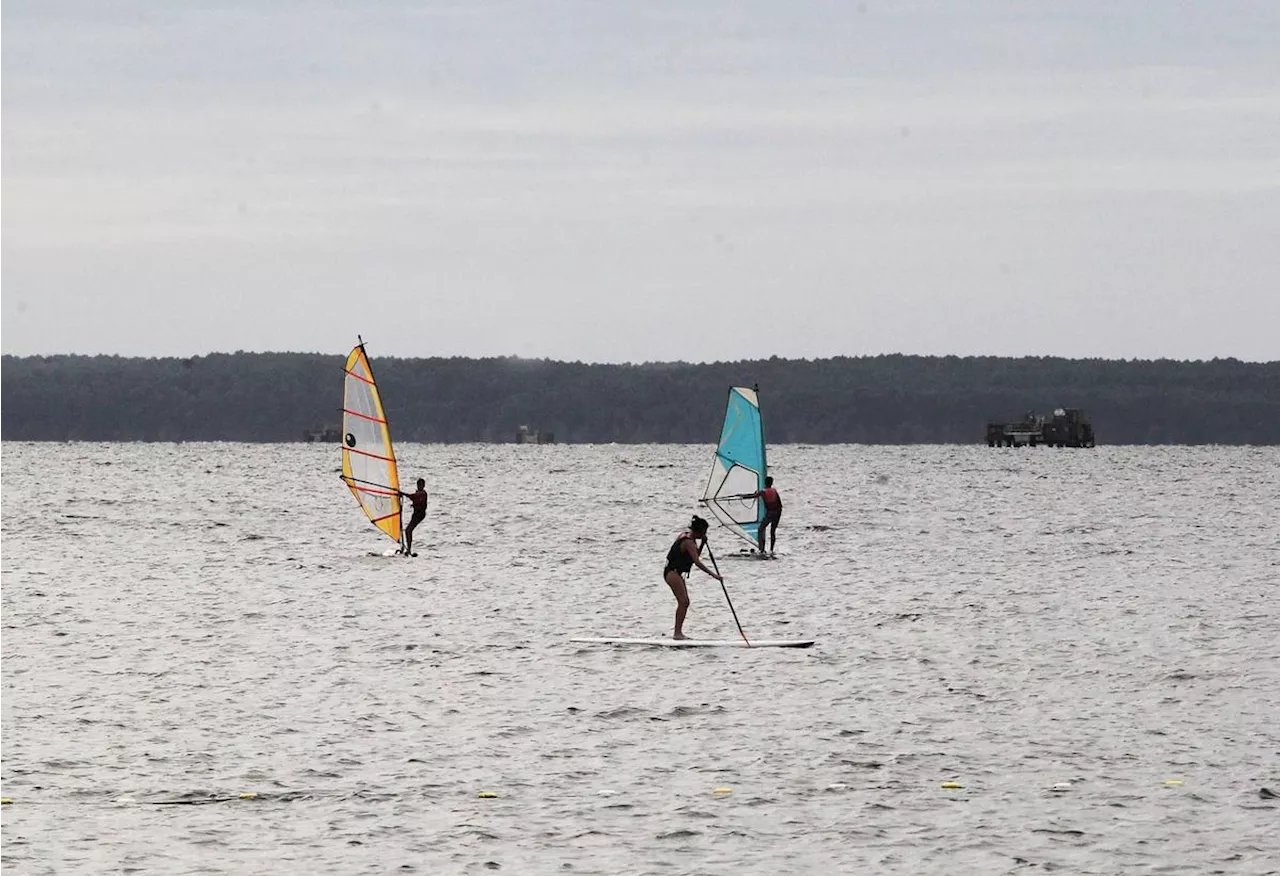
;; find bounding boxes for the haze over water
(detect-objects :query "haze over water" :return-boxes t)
[2,442,1277,874]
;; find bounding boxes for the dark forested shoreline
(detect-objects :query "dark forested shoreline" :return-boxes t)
[2,353,1277,444]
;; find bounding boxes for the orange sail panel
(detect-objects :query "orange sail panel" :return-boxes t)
[340,343,403,543]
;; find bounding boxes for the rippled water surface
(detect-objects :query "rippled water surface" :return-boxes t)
[2,443,1278,875]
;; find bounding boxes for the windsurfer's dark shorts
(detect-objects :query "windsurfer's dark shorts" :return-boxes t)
[407,510,427,526]
[763,509,781,525]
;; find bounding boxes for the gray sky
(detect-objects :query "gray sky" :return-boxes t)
[4,1,1279,362]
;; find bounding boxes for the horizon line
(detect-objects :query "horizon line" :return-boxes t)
[2,350,1276,366]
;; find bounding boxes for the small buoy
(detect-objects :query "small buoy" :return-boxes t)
[713,787,733,795]
[1051,782,1072,792]
[941,782,963,790]
[238,792,258,800]
[1,798,12,805]
[597,789,616,797]
[478,791,498,798]
[826,783,848,791]
[1163,779,1183,786]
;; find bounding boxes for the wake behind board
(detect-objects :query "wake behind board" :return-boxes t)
[571,637,813,649]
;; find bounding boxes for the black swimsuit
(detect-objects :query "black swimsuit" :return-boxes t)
[664,533,698,576]
[406,491,428,523]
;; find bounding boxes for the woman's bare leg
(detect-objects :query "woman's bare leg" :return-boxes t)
[665,570,690,639]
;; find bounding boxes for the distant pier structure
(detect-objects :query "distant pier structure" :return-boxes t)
[515,424,555,445]
[303,426,343,443]
[986,408,1095,447]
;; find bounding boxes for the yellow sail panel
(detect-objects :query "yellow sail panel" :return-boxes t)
[341,344,402,543]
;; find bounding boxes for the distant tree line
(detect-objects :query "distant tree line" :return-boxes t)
[2,353,1278,444]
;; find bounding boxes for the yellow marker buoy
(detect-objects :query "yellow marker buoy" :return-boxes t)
[1,798,12,805]
[238,792,258,800]
[478,791,498,798]
[941,782,963,790]
[713,787,733,795]
[1164,779,1184,786]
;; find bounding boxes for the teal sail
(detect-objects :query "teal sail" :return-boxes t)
[700,385,768,548]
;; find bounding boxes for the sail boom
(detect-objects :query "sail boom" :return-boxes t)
[350,483,398,498]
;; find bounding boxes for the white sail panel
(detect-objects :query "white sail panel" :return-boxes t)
[702,458,761,545]
[340,343,403,544]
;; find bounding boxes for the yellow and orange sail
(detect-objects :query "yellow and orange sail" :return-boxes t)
[340,341,403,544]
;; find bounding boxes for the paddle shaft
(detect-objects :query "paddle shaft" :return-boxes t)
[703,541,751,647]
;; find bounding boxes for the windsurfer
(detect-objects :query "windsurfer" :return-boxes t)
[399,478,429,555]
[750,476,782,556]
[663,516,722,640]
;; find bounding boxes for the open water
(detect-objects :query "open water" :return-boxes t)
[2,442,1278,875]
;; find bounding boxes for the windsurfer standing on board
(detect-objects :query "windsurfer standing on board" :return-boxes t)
[398,478,428,556]
[750,476,782,557]
[663,516,722,640]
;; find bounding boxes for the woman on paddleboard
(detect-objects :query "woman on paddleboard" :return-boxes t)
[664,516,722,640]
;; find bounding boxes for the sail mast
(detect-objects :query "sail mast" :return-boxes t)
[755,382,768,484]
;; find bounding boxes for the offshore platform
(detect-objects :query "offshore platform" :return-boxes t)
[986,408,1096,447]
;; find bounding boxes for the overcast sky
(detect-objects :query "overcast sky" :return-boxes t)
[3,1,1278,362]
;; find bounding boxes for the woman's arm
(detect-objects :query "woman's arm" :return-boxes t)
[684,540,720,579]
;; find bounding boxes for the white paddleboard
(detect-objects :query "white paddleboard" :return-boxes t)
[571,637,814,649]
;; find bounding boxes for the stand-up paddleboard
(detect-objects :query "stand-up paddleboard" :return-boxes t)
[571,637,814,649]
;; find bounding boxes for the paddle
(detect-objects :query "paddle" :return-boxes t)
[703,540,752,647]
